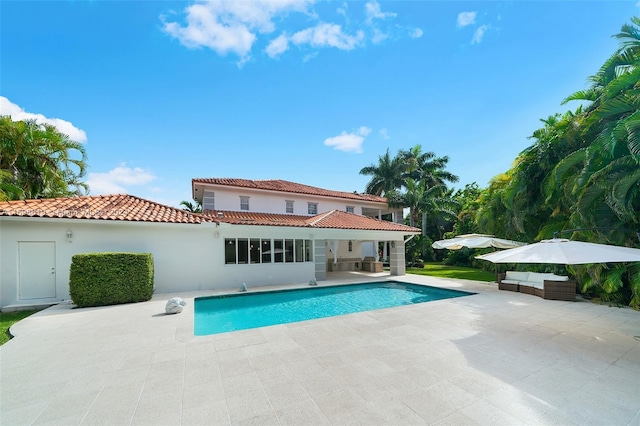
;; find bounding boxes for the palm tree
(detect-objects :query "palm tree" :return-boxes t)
[475,17,640,307]
[359,148,405,196]
[180,200,202,213]
[0,117,88,200]
[399,145,459,235]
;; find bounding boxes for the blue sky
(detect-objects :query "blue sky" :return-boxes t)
[2,0,638,207]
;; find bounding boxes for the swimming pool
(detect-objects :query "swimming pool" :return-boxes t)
[194,281,474,335]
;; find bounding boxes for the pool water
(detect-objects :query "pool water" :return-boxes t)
[194,281,474,335]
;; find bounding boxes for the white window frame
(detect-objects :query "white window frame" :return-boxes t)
[240,196,250,211]
[308,202,318,215]
[346,205,355,213]
[285,200,294,214]
[203,191,215,210]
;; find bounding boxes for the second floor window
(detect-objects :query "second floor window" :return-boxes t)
[203,191,215,210]
[346,206,355,213]
[308,202,318,215]
[240,196,249,211]
[286,200,294,214]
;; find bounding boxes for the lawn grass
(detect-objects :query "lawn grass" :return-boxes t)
[0,310,39,346]
[407,262,497,282]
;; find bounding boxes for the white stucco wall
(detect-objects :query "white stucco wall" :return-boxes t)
[0,219,221,308]
[198,185,400,218]
[0,219,319,308]
[0,217,416,309]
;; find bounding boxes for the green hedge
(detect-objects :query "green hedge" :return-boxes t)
[69,252,154,308]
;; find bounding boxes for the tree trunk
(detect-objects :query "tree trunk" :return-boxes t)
[422,211,427,236]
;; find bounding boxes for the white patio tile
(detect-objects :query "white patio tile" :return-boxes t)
[312,389,367,423]
[554,387,639,425]
[180,399,229,425]
[2,275,639,425]
[225,393,274,424]
[343,397,426,425]
[400,381,479,424]
[457,399,526,426]
[275,398,330,425]
[296,373,343,398]
[0,400,50,426]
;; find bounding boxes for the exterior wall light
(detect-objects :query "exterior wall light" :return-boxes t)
[66,230,73,242]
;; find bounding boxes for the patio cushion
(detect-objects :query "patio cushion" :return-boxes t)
[500,270,573,301]
[504,271,530,282]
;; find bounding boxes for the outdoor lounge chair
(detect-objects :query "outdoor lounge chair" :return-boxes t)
[498,271,576,301]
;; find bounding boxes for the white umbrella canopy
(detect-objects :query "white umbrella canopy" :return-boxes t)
[475,238,640,265]
[432,234,526,250]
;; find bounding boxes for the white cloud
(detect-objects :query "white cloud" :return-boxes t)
[365,0,396,23]
[87,164,156,195]
[472,24,489,44]
[371,28,388,44]
[379,128,389,139]
[265,33,289,58]
[457,11,477,28]
[323,126,371,153]
[161,0,313,61]
[162,0,419,62]
[303,52,319,62]
[410,28,423,39]
[337,2,348,17]
[0,96,88,143]
[291,23,364,50]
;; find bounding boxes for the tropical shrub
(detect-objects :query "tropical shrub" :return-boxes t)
[474,16,640,308]
[69,253,154,307]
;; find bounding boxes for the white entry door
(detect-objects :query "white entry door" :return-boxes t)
[18,242,56,300]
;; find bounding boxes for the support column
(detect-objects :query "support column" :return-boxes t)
[389,240,406,276]
[314,240,327,281]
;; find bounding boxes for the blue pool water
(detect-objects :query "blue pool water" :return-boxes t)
[194,281,474,335]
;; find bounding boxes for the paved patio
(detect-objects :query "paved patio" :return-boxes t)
[1,274,639,425]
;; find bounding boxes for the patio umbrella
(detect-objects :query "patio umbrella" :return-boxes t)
[432,234,526,250]
[475,238,640,264]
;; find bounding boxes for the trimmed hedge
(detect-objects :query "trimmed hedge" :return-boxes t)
[69,252,154,308]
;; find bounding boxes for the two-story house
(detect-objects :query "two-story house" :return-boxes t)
[191,178,406,270]
[0,178,420,310]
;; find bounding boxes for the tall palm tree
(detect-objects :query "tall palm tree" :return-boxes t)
[399,145,459,235]
[359,148,405,196]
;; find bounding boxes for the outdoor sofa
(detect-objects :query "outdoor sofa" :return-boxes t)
[498,271,576,301]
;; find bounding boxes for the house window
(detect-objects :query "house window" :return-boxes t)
[346,206,354,213]
[261,239,272,263]
[203,191,215,210]
[224,239,236,264]
[308,202,318,215]
[274,239,284,263]
[285,239,294,262]
[237,238,249,264]
[305,240,312,261]
[250,239,260,264]
[286,200,294,214]
[295,240,304,262]
[240,196,249,211]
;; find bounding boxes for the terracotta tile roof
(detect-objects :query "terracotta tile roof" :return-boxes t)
[0,195,206,224]
[206,209,421,232]
[193,178,387,203]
